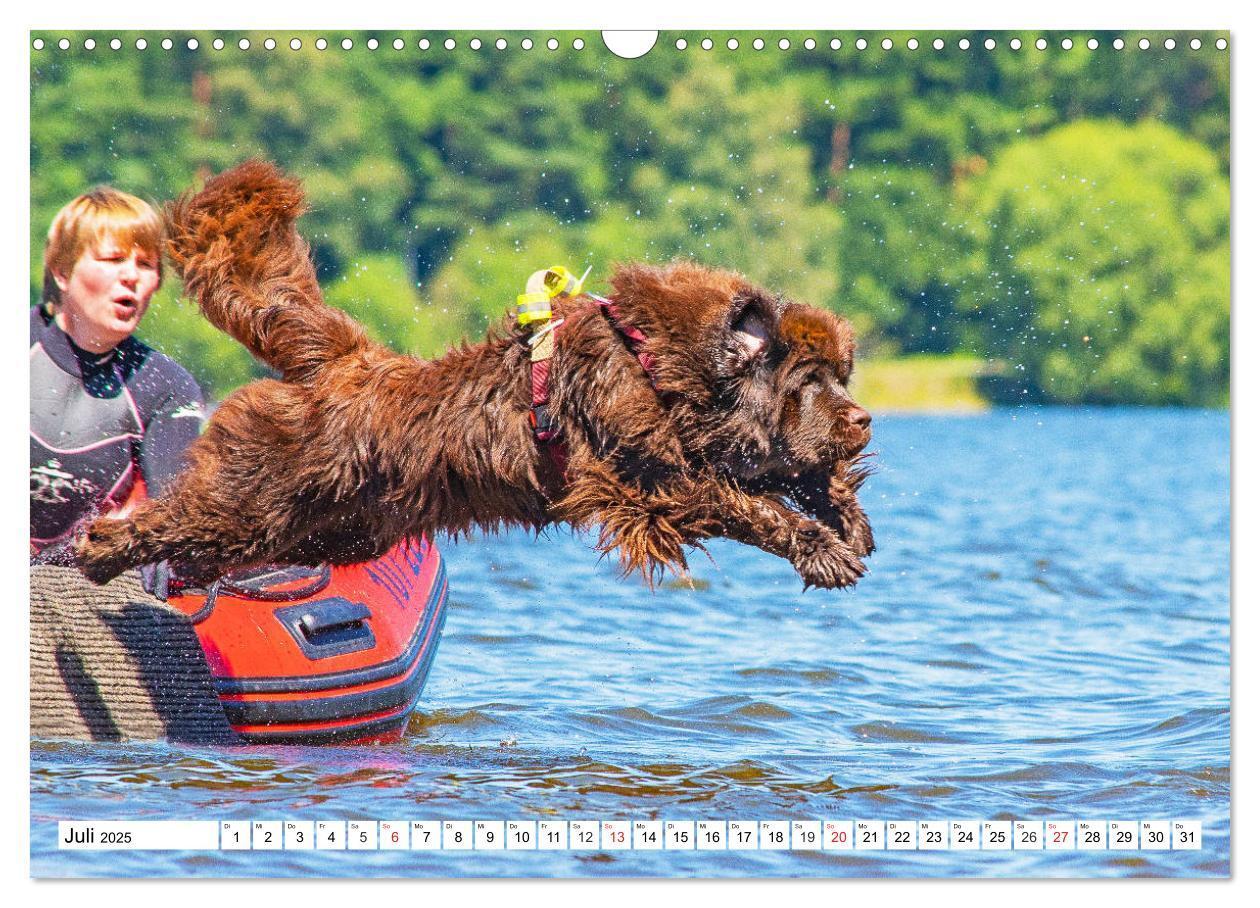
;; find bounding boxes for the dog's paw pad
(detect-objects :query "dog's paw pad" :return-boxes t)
[792,529,866,590]
[73,520,139,585]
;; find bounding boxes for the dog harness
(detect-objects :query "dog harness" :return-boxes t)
[517,266,656,482]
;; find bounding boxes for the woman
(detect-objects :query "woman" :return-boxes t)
[30,187,204,556]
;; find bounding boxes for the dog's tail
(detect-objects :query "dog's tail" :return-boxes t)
[165,159,372,383]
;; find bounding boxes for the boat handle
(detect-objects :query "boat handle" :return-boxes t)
[275,597,377,659]
[298,600,372,638]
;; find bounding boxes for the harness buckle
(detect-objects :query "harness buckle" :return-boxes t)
[530,403,557,440]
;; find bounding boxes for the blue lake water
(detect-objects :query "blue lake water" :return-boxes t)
[30,408,1230,878]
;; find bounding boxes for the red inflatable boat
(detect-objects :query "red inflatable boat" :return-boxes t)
[167,535,447,744]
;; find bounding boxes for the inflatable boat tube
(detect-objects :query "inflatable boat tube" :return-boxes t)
[167,535,447,744]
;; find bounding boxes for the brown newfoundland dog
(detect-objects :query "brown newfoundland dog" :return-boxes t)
[75,161,874,590]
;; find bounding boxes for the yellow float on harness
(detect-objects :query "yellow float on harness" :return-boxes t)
[516,265,590,362]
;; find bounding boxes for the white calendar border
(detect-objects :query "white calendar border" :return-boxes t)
[12,0,1249,903]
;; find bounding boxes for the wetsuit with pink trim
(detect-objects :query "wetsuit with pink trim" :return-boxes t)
[29,305,205,550]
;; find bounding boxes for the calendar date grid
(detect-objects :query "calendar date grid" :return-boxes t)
[58,819,1203,852]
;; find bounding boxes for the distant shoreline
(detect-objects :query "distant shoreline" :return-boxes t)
[193,353,1227,413]
[854,355,1230,412]
[853,354,993,412]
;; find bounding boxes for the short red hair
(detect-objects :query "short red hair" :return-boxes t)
[43,186,163,306]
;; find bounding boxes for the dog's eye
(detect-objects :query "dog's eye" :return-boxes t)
[805,370,844,397]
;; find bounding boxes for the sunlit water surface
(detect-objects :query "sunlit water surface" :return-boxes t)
[31,409,1230,877]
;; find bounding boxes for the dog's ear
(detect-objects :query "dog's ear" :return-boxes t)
[726,290,778,367]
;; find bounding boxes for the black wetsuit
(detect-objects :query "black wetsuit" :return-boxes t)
[29,306,206,550]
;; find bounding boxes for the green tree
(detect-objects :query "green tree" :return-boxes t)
[30,30,1230,405]
[958,119,1228,405]
[835,165,971,354]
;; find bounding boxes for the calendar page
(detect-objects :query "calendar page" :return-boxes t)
[27,23,1230,880]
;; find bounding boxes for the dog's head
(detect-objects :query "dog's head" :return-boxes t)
[607,261,871,479]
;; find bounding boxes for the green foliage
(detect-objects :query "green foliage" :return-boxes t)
[323,253,426,353]
[30,30,1229,406]
[135,285,262,397]
[958,120,1228,405]
[836,165,970,354]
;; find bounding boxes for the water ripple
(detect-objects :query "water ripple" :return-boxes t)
[32,410,1230,878]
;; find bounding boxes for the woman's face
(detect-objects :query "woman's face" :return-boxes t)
[53,235,161,353]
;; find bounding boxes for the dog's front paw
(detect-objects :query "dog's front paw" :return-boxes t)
[840,503,875,558]
[791,522,867,591]
[827,468,875,558]
[74,518,140,585]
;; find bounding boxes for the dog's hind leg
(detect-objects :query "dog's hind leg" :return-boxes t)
[76,416,339,585]
[75,482,321,585]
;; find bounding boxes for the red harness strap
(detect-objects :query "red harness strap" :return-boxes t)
[529,294,655,483]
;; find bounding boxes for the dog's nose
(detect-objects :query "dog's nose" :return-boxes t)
[847,405,871,429]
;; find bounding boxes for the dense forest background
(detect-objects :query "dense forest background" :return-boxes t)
[30,30,1230,406]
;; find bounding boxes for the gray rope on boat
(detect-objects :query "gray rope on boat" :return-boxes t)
[30,565,237,743]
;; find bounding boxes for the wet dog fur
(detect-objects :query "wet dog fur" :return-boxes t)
[75,161,874,589]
